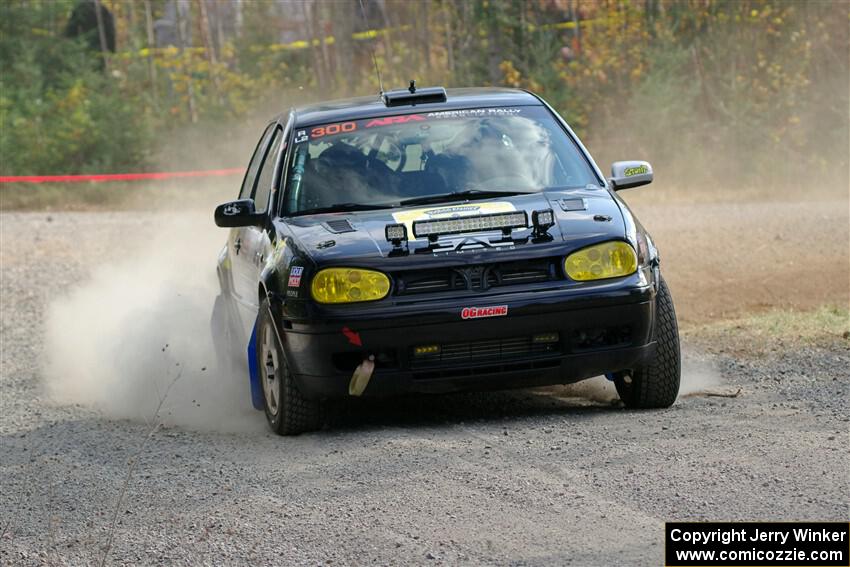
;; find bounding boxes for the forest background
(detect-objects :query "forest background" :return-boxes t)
[1,0,847,207]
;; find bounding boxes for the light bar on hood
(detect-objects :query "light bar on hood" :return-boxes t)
[412,211,527,239]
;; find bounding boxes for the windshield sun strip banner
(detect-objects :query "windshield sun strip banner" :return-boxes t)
[293,106,537,144]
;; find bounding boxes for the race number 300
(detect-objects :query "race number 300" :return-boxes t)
[310,122,356,138]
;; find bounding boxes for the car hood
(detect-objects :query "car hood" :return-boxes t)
[282,188,625,264]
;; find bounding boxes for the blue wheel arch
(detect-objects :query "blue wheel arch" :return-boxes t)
[247,317,264,410]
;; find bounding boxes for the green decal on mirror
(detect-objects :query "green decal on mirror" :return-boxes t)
[624,165,649,176]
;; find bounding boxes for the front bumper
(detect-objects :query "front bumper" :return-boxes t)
[278,275,657,399]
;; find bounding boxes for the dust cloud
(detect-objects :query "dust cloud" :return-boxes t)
[43,213,262,433]
[39,107,279,432]
[556,347,723,404]
[678,350,723,396]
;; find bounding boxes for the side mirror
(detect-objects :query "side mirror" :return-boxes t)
[214,199,264,228]
[609,160,653,191]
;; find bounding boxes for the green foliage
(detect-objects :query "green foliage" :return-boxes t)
[0,0,847,192]
[0,0,151,175]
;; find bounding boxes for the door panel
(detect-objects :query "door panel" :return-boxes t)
[229,124,276,313]
[231,126,283,328]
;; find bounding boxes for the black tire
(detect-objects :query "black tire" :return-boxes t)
[615,276,681,408]
[257,299,323,435]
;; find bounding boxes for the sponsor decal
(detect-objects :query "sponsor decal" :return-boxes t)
[365,114,425,128]
[294,130,308,144]
[288,266,304,287]
[421,205,482,217]
[392,201,516,237]
[426,107,523,119]
[222,203,241,216]
[623,164,649,176]
[461,305,508,320]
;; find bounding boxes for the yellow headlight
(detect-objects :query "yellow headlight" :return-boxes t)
[310,268,391,304]
[564,241,637,281]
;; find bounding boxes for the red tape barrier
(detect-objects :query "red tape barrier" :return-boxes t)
[0,168,244,184]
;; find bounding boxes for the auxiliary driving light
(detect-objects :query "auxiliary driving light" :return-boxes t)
[413,344,441,357]
[385,223,408,245]
[531,209,555,238]
[532,332,560,344]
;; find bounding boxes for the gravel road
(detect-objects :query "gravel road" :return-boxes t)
[1,204,848,566]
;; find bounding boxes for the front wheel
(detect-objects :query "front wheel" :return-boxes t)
[257,299,323,435]
[615,276,681,408]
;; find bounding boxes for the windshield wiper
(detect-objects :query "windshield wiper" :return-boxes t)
[291,202,395,216]
[398,189,535,207]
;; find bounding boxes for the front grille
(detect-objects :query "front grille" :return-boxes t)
[399,269,465,294]
[394,258,559,296]
[410,334,561,369]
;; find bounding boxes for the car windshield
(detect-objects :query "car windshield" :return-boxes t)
[283,106,598,215]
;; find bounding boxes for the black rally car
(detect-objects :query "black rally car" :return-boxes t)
[212,86,680,435]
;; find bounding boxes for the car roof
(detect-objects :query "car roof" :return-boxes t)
[287,87,543,128]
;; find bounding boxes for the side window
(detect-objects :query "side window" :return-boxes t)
[239,124,275,200]
[253,128,282,214]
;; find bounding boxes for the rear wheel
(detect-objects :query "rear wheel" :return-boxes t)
[615,276,681,408]
[257,299,323,435]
